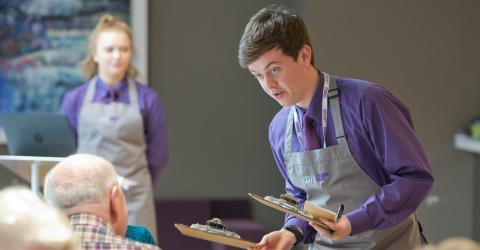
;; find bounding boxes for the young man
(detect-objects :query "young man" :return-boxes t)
[238,5,434,250]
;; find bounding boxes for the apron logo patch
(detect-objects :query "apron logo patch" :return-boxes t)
[109,116,119,122]
[304,172,329,184]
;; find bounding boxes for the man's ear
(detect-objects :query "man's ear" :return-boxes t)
[299,45,312,65]
[109,185,127,236]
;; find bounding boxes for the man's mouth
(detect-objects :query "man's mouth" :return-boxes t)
[272,90,284,97]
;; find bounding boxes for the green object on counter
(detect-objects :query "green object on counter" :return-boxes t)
[470,123,480,140]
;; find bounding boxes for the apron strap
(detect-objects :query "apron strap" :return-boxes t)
[127,78,139,106]
[327,76,346,143]
[284,107,295,156]
[285,74,345,155]
[83,78,97,104]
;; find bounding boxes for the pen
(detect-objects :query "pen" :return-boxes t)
[335,204,344,222]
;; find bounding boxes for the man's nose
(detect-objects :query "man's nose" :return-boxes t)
[264,75,276,89]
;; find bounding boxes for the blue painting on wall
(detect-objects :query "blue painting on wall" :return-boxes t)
[0,0,130,114]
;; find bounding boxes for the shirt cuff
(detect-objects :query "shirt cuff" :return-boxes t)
[284,217,317,244]
[346,207,372,235]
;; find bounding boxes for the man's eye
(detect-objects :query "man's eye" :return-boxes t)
[271,67,280,74]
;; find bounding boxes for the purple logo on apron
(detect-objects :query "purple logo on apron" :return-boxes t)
[109,116,119,122]
[304,172,329,184]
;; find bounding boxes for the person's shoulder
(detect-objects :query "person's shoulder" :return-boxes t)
[126,225,156,245]
[80,233,161,250]
[335,75,410,118]
[334,75,400,105]
[269,107,290,142]
[124,237,161,250]
[335,76,387,97]
[61,81,89,108]
[81,239,161,250]
[133,80,156,93]
[64,81,89,99]
[134,81,161,99]
[270,107,289,127]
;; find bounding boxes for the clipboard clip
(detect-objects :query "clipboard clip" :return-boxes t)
[190,218,241,239]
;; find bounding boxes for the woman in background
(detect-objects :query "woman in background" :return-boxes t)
[60,14,167,240]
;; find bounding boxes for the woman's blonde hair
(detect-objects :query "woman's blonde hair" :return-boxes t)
[82,13,138,80]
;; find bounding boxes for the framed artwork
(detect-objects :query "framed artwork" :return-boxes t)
[0,0,148,143]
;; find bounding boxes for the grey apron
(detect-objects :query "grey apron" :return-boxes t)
[77,78,157,239]
[284,74,421,250]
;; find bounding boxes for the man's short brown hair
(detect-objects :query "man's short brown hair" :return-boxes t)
[238,5,314,68]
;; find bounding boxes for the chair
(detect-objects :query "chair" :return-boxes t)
[156,200,212,250]
[210,199,267,250]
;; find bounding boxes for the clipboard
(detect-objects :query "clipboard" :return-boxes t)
[174,223,255,249]
[249,193,340,230]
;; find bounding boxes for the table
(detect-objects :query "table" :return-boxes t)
[0,155,64,194]
[453,133,480,241]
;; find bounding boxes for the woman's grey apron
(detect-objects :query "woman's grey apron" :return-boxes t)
[285,73,421,250]
[77,78,157,239]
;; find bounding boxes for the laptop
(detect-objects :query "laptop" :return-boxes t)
[0,113,76,157]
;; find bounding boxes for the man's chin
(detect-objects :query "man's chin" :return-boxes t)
[276,100,295,107]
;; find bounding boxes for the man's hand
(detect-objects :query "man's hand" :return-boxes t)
[247,229,296,250]
[309,215,352,241]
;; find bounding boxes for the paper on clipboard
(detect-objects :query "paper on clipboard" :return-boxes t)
[174,223,255,249]
[248,193,338,230]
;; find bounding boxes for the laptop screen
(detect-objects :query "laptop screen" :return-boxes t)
[0,113,76,157]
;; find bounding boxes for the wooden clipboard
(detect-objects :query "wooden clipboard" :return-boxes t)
[248,193,335,230]
[174,224,255,249]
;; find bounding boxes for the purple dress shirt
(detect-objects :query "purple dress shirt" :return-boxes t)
[268,74,434,243]
[60,77,168,183]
